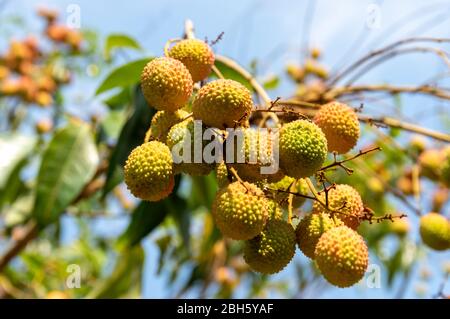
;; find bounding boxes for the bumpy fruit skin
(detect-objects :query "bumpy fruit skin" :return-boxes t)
[279,120,327,178]
[314,101,360,154]
[230,128,281,182]
[124,141,174,201]
[141,57,193,111]
[267,200,283,220]
[313,184,364,229]
[243,219,296,274]
[192,79,253,129]
[215,162,231,188]
[296,213,342,259]
[166,119,214,176]
[315,226,369,287]
[268,176,309,209]
[168,39,215,82]
[212,181,268,240]
[419,213,450,251]
[145,109,189,143]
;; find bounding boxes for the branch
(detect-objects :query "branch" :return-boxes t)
[328,37,450,85]
[319,146,381,173]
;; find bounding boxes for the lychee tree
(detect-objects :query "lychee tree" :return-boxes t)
[0,9,448,299]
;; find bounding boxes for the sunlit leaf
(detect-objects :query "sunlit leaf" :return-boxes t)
[95,58,151,95]
[104,34,141,61]
[33,121,99,227]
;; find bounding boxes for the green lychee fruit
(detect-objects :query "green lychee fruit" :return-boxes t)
[420,212,450,251]
[315,226,369,287]
[279,119,327,178]
[312,184,364,229]
[212,181,268,240]
[295,213,343,259]
[230,128,282,182]
[243,219,296,274]
[215,162,231,188]
[192,79,253,129]
[145,109,189,143]
[267,176,309,209]
[166,119,214,176]
[141,57,193,111]
[267,200,283,220]
[314,101,360,154]
[168,39,215,82]
[418,149,443,181]
[124,141,174,201]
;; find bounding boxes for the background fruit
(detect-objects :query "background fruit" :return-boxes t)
[314,101,360,154]
[192,79,253,129]
[168,38,215,82]
[145,109,189,143]
[296,213,342,259]
[141,57,193,111]
[279,119,328,178]
[315,226,369,287]
[212,181,268,240]
[419,213,450,251]
[243,219,296,274]
[267,176,309,209]
[124,141,174,201]
[313,184,364,229]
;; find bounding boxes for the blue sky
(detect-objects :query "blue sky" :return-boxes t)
[2,0,449,298]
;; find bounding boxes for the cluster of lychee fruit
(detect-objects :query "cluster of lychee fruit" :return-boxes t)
[0,7,77,107]
[123,35,449,288]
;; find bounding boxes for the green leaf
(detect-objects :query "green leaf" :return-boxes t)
[87,245,144,299]
[100,109,127,140]
[102,86,155,198]
[104,34,141,61]
[263,75,280,90]
[95,58,151,95]
[118,177,184,247]
[0,134,36,188]
[103,87,132,110]
[214,59,253,91]
[33,121,99,227]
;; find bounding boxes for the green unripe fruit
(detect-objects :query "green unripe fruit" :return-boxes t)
[212,181,268,240]
[141,57,193,111]
[166,119,214,176]
[295,213,343,259]
[267,176,309,209]
[315,226,369,288]
[145,109,189,143]
[215,162,231,188]
[243,219,296,274]
[230,128,281,182]
[440,147,450,187]
[267,200,283,220]
[418,149,442,181]
[192,79,253,129]
[312,184,364,229]
[314,101,360,154]
[168,39,215,82]
[420,213,450,251]
[124,141,174,201]
[279,119,327,178]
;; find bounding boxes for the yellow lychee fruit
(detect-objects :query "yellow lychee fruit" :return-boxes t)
[388,218,410,237]
[124,141,174,201]
[312,184,364,229]
[212,181,268,240]
[314,101,360,154]
[315,226,369,287]
[418,149,443,181]
[279,119,328,178]
[267,200,283,220]
[144,109,189,143]
[192,79,253,129]
[267,176,309,209]
[166,119,214,176]
[168,39,215,82]
[243,219,296,274]
[296,213,343,259]
[141,57,193,111]
[419,213,450,251]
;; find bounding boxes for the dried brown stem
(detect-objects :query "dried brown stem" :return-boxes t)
[319,146,381,173]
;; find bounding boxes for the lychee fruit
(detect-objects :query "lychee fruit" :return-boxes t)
[420,213,450,251]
